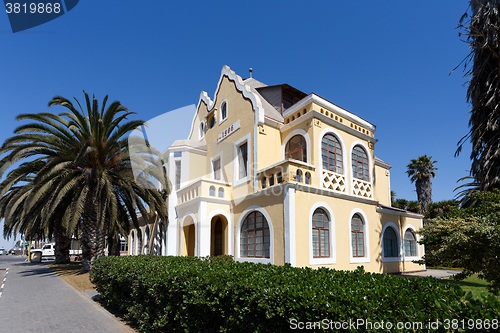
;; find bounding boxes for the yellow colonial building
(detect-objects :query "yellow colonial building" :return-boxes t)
[128,65,425,273]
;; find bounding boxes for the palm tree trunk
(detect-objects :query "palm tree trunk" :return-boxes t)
[81,175,98,271]
[54,220,71,264]
[96,218,109,258]
[108,233,121,256]
[416,178,432,215]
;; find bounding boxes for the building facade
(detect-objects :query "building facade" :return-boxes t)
[128,65,425,273]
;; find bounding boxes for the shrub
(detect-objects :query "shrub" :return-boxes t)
[90,256,500,332]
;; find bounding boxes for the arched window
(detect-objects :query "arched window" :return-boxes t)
[218,187,224,198]
[351,214,364,257]
[262,177,267,189]
[220,101,227,122]
[269,174,275,186]
[383,227,398,257]
[277,172,283,184]
[199,122,205,139]
[305,172,311,185]
[404,230,417,257]
[312,208,330,258]
[352,145,369,181]
[285,135,307,162]
[322,134,343,174]
[296,169,302,183]
[240,211,270,258]
[209,186,215,196]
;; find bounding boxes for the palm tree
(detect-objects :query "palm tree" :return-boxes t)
[456,0,500,191]
[0,92,168,270]
[406,155,437,215]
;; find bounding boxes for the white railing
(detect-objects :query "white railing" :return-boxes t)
[352,178,373,198]
[322,170,346,193]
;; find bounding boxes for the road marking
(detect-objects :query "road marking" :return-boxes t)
[0,268,8,299]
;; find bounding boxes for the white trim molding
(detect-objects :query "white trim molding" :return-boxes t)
[349,141,373,198]
[235,205,274,264]
[348,208,371,264]
[308,202,336,265]
[206,209,233,256]
[284,186,296,267]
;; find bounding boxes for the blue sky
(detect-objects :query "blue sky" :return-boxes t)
[0,1,474,248]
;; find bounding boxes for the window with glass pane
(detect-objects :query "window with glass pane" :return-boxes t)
[240,211,270,258]
[221,102,227,120]
[352,146,369,181]
[305,172,310,185]
[218,188,224,198]
[383,227,398,257]
[175,161,181,190]
[296,170,302,182]
[404,230,417,256]
[312,208,330,258]
[213,158,221,180]
[285,135,307,162]
[269,174,274,186]
[238,142,248,179]
[351,214,364,257]
[277,172,282,183]
[262,177,267,189]
[209,186,215,196]
[322,134,343,174]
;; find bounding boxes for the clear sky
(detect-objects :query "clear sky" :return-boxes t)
[0,1,474,249]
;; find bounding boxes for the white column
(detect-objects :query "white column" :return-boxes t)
[284,186,296,267]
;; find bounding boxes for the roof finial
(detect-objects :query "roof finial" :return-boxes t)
[249,68,253,78]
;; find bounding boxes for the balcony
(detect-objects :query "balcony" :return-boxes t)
[257,159,316,190]
[177,178,231,204]
[321,169,346,193]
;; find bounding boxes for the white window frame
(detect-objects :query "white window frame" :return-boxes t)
[210,152,223,181]
[403,225,420,261]
[308,202,336,265]
[235,206,273,264]
[233,134,251,186]
[219,99,228,125]
[348,208,370,263]
[281,129,311,164]
[381,222,403,262]
[198,121,205,141]
[349,141,373,183]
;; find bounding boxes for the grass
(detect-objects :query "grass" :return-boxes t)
[48,262,95,291]
[439,274,497,299]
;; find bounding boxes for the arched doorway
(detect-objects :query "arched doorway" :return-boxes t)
[181,216,196,256]
[211,216,228,256]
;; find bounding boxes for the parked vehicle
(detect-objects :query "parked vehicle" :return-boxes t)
[35,243,82,257]
[0,248,6,255]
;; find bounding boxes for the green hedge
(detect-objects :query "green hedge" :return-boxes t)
[90,256,500,332]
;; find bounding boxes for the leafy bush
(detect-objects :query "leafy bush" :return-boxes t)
[90,256,500,332]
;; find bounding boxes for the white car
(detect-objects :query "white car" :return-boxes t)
[0,248,6,255]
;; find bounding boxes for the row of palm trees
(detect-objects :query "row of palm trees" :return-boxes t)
[0,92,168,270]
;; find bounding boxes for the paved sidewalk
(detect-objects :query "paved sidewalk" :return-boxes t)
[0,256,135,333]
[400,268,462,279]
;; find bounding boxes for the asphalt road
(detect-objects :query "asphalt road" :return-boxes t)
[0,255,134,333]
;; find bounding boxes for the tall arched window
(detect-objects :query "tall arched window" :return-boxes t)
[240,211,270,258]
[404,230,417,257]
[322,134,343,174]
[312,208,330,258]
[352,145,369,181]
[285,135,307,162]
[296,169,302,183]
[220,101,227,122]
[383,227,398,257]
[351,214,364,257]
